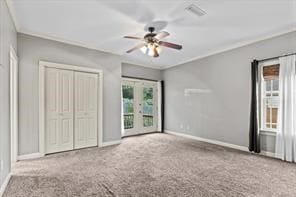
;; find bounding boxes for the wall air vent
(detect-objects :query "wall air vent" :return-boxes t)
[185,4,206,17]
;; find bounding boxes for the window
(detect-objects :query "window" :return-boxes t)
[261,62,280,131]
[143,87,153,127]
[122,85,134,129]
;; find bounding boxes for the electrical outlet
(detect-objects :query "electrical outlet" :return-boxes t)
[180,124,184,129]
[0,160,3,171]
[186,125,190,130]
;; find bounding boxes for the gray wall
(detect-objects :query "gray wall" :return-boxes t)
[163,31,296,152]
[122,63,162,81]
[17,33,122,155]
[0,0,17,187]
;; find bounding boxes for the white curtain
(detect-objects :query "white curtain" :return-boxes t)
[157,81,162,132]
[121,83,125,136]
[275,55,296,162]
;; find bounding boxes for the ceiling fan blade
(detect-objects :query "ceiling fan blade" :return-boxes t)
[124,36,144,40]
[154,31,170,40]
[126,43,146,53]
[159,41,182,50]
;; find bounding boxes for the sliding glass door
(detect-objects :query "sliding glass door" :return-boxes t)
[122,79,158,136]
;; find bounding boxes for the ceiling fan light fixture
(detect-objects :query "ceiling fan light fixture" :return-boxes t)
[124,27,182,57]
[140,43,161,57]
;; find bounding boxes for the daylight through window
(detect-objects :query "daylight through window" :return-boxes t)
[261,64,280,131]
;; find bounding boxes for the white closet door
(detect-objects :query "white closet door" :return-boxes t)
[45,68,74,154]
[74,72,98,149]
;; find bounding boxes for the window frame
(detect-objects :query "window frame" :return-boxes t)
[259,59,280,133]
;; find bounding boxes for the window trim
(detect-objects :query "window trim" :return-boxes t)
[259,59,280,133]
[260,129,277,136]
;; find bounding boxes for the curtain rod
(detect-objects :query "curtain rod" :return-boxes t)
[258,52,296,62]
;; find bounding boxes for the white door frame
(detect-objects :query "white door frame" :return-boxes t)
[122,77,159,137]
[39,61,103,156]
[122,80,138,135]
[10,46,18,163]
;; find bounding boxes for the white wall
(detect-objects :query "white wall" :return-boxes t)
[17,33,122,155]
[122,63,163,81]
[0,0,17,188]
[163,31,296,152]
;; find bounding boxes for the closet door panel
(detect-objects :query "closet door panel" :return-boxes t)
[58,70,74,151]
[85,75,98,145]
[74,73,86,149]
[45,68,60,153]
[74,72,98,149]
[47,119,59,151]
[45,68,74,154]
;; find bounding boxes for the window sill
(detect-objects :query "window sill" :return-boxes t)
[260,130,277,136]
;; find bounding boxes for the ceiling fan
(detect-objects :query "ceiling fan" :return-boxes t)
[124,27,182,57]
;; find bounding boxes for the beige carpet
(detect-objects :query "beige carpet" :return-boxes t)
[4,133,296,197]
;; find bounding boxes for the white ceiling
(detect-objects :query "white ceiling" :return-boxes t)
[8,0,296,69]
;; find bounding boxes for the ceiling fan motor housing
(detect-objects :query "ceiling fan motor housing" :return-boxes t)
[148,27,155,33]
[144,27,158,43]
[144,33,157,42]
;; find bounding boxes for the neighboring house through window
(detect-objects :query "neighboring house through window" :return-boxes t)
[261,61,280,132]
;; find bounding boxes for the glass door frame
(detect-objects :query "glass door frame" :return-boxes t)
[140,81,158,134]
[122,80,138,136]
[122,78,158,137]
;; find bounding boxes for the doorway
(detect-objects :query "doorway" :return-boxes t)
[122,78,159,137]
[10,47,18,163]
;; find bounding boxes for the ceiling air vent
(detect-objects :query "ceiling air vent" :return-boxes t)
[185,4,206,17]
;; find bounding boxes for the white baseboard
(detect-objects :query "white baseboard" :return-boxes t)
[17,152,44,161]
[0,173,11,197]
[101,140,121,147]
[165,130,249,152]
[17,142,122,160]
[165,130,277,158]
[260,151,276,158]
[165,130,251,151]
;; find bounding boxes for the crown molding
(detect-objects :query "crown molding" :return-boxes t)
[18,29,163,70]
[5,0,20,31]
[19,28,122,57]
[162,26,296,70]
[18,28,165,70]
[5,0,296,70]
[121,59,163,69]
[6,0,122,57]
[18,26,296,71]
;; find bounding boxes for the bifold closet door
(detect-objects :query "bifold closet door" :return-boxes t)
[74,72,98,149]
[45,68,74,154]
